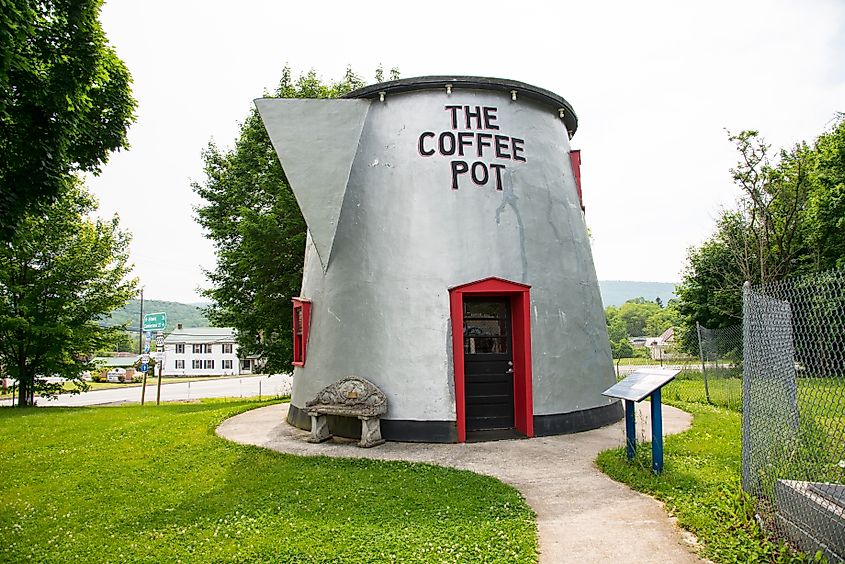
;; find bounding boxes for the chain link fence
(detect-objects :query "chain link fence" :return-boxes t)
[742,268,845,561]
[660,324,744,410]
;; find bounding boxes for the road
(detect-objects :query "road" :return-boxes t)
[0,374,292,407]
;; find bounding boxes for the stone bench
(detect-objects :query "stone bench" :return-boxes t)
[305,376,387,448]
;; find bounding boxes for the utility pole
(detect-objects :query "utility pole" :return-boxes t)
[139,288,146,405]
[137,288,144,354]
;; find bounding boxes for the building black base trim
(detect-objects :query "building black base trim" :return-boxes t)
[533,401,623,436]
[287,404,458,443]
[287,401,622,443]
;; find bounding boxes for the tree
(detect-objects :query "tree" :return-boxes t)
[0,0,136,241]
[194,67,385,372]
[806,115,845,271]
[722,130,814,285]
[0,181,137,405]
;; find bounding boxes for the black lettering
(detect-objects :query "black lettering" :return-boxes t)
[457,132,473,157]
[512,137,526,162]
[451,160,469,190]
[489,164,506,190]
[494,135,511,159]
[439,132,456,156]
[445,105,462,129]
[477,133,492,157]
[464,105,482,129]
[471,161,488,186]
[418,131,435,156]
[483,107,499,130]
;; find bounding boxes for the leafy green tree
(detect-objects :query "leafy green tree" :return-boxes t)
[0,182,137,405]
[806,115,845,271]
[610,339,634,360]
[0,0,136,242]
[644,306,680,337]
[194,67,382,372]
[615,298,662,337]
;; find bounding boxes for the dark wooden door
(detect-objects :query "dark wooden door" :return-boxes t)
[463,298,514,432]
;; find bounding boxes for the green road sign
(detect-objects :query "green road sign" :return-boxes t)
[143,312,167,331]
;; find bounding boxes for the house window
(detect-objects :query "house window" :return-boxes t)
[204,360,214,369]
[192,344,202,354]
[222,343,233,354]
[176,344,185,354]
[175,360,185,369]
[292,298,312,366]
[242,359,252,370]
[222,360,232,370]
[192,360,202,369]
[203,344,212,354]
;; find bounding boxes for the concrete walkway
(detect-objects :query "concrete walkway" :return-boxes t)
[217,403,702,563]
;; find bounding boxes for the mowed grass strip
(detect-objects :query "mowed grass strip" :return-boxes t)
[0,400,536,563]
[596,402,806,562]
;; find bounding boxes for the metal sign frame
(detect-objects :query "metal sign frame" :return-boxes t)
[603,368,680,474]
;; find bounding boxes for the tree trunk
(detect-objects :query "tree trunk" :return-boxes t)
[16,366,32,407]
[16,378,30,407]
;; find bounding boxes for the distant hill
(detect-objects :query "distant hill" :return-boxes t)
[598,281,678,308]
[106,299,212,332]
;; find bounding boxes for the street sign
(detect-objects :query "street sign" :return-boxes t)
[143,312,167,331]
[141,354,150,364]
[155,333,164,348]
[143,332,151,354]
[140,363,148,373]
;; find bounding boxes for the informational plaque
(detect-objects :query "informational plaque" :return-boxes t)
[602,368,681,474]
[602,368,680,402]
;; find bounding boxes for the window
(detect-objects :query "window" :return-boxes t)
[175,360,185,369]
[176,344,185,354]
[203,344,212,354]
[192,360,202,369]
[242,359,252,370]
[222,360,232,370]
[203,360,214,369]
[222,343,233,354]
[292,298,312,366]
[192,344,202,354]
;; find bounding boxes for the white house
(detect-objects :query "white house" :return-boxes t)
[161,326,259,377]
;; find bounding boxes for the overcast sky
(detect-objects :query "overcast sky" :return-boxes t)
[87,0,845,303]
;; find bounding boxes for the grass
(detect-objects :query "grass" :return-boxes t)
[596,402,810,562]
[0,375,248,400]
[0,399,536,563]
[616,356,700,366]
[661,368,744,411]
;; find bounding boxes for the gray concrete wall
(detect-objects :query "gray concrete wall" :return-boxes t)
[259,87,615,424]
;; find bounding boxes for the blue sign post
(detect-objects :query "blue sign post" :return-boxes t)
[141,331,151,372]
[603,368,678,474]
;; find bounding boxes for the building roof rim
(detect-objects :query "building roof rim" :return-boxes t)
[343,75,578,136]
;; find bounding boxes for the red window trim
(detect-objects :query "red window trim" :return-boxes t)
[449,277,534,443]
[569,149,584,212]
[292,298,312,366]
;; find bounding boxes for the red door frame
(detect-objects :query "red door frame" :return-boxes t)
[449,277,534,442]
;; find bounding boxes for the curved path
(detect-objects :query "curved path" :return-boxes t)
[218,403,701,563]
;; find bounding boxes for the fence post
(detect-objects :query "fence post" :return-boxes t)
[696,321,710,403]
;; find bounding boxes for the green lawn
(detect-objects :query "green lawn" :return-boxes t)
[0,400,537,563]
[0,375,250,400]
[596,403,811,562]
